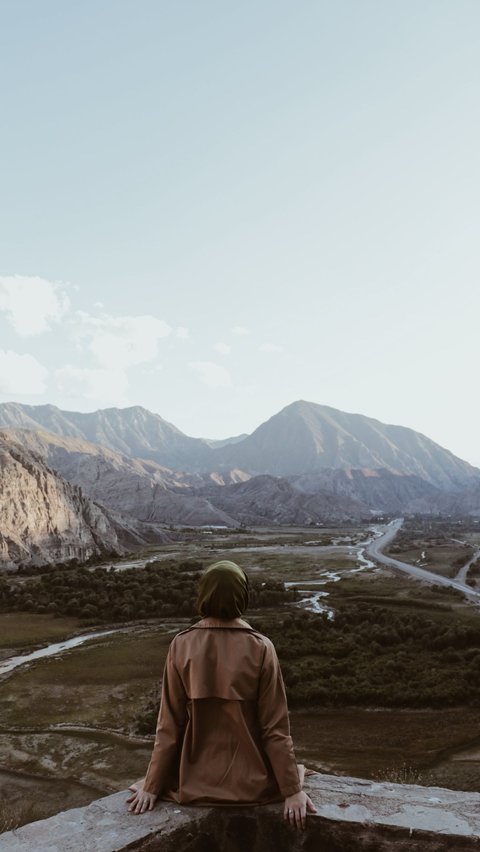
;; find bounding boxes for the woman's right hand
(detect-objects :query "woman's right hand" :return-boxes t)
[126,781,158,814]
[284,790,317,830]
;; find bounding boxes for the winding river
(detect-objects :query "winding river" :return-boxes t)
[0,528,382,675]
[3,519,478,678]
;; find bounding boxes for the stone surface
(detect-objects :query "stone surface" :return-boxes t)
[0,432,170,568]
[3,427,239,528]
[3,773,480,851]
[0,433,123,567]
[0,791,209,852]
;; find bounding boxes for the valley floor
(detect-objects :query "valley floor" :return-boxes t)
[2,520,480,831]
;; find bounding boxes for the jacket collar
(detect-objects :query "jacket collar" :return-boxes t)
[193,616,253,630]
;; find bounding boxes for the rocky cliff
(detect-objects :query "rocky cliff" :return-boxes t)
[3,774,480,851]
[0,433,169,568]
[0,429,238,529]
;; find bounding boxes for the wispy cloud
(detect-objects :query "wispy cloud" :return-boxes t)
[55,365,129,406]
[176,326,190,339]
[231,326,249,336]
[0,349,48,394]
[144,364,163,374]
[189,361,232,388]
[259,342,283,353]
[75,312,171,369]
[212,342,231,355]
[0,275,70,336]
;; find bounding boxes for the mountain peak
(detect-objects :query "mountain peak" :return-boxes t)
[213,401,478,489]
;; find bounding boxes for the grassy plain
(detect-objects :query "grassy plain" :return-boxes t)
[385,518,478,578]
[325,568,467,612]
[0,613,82,649]
[290,707,480,784]
[0,626,173,831]
[0,628,173,728]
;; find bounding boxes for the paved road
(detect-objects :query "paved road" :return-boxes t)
[366,519,480,602]
[454,547,480,584]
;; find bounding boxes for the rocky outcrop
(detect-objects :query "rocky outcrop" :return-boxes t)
[3,774,480,851]
[1,429,238,529]
[0,434,122,567]
[0,434,169,568]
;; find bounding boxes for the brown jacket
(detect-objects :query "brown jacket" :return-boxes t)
[142,617,302,804]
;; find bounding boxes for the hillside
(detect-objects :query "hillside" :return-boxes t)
[0,429,239,529]
[0,402,213,470]
[197,474,367,524]
[0,432,173,567]
[0,432,122,567]
[290,468,444,513]
[212,401,478,489]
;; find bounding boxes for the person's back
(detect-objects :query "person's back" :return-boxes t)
[143,615,301,804]
[127,561,316,830]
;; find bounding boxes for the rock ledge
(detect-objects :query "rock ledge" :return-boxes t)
[3,773,480,851]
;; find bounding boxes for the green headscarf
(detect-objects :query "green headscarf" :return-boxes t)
[197,561,249,620]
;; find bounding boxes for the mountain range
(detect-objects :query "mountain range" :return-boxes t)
[0,400,478,566]
[0,400,476,487]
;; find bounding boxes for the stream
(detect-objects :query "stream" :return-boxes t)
[0,530,383,676]
[0,628,131,677]
[283,536,378,617]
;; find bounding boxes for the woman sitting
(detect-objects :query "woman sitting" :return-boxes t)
[127,560,316,830]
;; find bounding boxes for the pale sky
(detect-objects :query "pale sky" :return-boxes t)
[1,1,479,465]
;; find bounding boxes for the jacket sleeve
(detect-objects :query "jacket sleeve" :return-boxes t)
[142,638,187,796]
[257,638,302,797]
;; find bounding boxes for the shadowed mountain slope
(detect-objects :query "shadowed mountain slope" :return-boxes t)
[0,433,132,566]
[197,474,367,524]
[406,479,480,517]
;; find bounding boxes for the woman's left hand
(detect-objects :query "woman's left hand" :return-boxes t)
[126,781,157,814]
[284,790,317,830]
